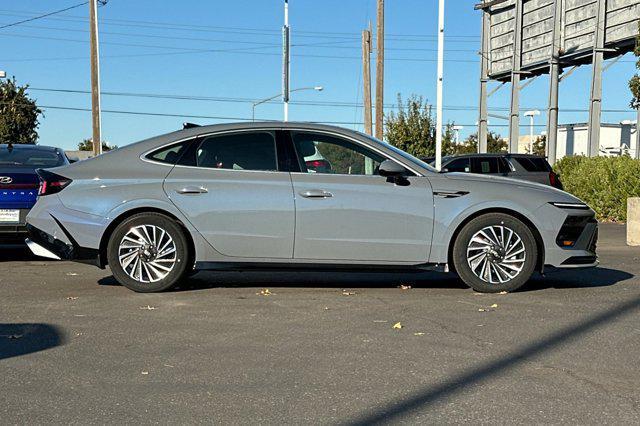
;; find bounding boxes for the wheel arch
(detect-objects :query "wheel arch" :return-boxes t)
[447,207,545,273]
[98,207,195,269]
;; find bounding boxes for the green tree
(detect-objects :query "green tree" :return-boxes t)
[0,77,42,144]
[77,138,116,152]
[452,131,507,154]
[384,94,455,158]
[526,134,546,156]
[630,23,640,108]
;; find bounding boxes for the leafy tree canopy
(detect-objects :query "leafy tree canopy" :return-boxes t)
[77,138,116,152]
[0,77,42,144]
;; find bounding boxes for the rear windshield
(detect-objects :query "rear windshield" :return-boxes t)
[0,147,66,167]
[513,157,551,172]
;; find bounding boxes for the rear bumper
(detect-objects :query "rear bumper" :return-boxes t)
[0,208,30,243]
[26,223,101,267]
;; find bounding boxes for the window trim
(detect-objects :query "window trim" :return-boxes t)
[140,127,423,176]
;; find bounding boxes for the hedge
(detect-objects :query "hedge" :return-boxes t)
[554,156,640,222]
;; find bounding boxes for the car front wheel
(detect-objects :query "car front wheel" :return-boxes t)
[107,212,189,292]
[452,213,538,293]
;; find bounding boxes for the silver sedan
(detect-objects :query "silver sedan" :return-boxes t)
[25,122,598,293]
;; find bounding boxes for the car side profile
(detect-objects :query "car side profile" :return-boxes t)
[25,122,598,293]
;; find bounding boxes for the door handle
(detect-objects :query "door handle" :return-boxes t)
[299,189,333,199]
[176,186,208,195]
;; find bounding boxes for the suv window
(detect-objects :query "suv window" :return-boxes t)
[291,131,386,175]
[444,158,470,172]
[194,132,277,171]
[471,157,502,174]
[513,157,551,172]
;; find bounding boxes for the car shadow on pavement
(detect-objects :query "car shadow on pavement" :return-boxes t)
[97,266,633,293]
[0,323,65,361]
[0,245,37,262]
[344,294,640,425]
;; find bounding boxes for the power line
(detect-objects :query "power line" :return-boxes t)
[0,2,89,30]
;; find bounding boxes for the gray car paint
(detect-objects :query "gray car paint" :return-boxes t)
[26,122,595,269]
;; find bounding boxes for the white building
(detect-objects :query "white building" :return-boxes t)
[556,122,638,159]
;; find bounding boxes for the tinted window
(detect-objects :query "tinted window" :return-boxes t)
[513,157,551,172]
[471,157,501,174]
[147,141,190,164]
[444,158,470,172]
[0,147,66,167]
[497,157,512,173]
[196,132,277,171]
[291,132,386,175]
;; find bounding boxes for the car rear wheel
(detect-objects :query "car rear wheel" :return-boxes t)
[452,213,538,293]
[107,213,189,292]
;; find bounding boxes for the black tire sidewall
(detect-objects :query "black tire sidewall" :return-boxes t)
[107,213,189,292]
[453,213,537,293]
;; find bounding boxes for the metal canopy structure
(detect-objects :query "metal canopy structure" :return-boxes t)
[476,0,640,163]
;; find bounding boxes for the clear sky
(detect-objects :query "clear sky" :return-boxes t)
[1,0,638,150]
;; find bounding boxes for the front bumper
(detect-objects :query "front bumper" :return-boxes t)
[26,223,101,267]
[550,215,598,269]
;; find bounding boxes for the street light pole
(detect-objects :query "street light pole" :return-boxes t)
[524,110,540,153]
[435,0,445,171]
[282,0,290,122]
[252,86,323,121]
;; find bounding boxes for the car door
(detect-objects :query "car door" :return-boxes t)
[288,130,433,263]
[162,130,295,259]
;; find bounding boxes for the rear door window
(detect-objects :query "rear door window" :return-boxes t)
[471,157,501,174]
[444,158,470,172]
[195,132,278,171]
[513,157,551,172]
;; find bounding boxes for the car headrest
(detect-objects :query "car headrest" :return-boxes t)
[297,140,316,157]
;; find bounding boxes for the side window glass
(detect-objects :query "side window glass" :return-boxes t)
[196,132,277,171]
[291,132,386,175]
[498,158,512,173]
[146,141,190,165]
[445,158,470,172]
[471,158,499,173]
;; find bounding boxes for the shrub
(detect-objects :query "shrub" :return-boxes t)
[554,156,640,222]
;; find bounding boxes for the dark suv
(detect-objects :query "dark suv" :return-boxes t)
[425,154,562,189]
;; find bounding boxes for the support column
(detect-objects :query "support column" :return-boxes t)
[478,9,490,153]
[587,0,606,157]
[546,0,561,164]
[508,0,523,153]
[636,108,640,159]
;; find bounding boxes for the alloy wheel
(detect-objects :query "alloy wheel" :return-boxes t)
[118,224,177,283]
[466,225,526,285]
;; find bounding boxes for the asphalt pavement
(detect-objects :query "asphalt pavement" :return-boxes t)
[1,224,639,424]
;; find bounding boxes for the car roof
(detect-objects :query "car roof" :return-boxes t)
[443,153,547,161]
[170,121,367,140]
[0,143,62,152]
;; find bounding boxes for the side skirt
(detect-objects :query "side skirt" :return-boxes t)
[194,261,446,273]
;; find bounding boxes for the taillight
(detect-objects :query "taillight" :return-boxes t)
[36,169,72,196]
[306,159,331,171]
[549,171,563,190]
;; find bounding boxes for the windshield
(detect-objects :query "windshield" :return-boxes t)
[356,132,437,172]
[0,147,66,167]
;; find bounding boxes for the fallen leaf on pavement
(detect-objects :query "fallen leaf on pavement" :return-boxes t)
[66,273,79,276]
[140,305,156,310]
[66,296,78,301]
[141,371,149,375]
[414,332,425,336]
[392,322,403,329]
[478,308,487,312]
[257,289,272,296]
[399,284,412,290]
[342,290,357,296]
[490,303,498,308]
[498,291,507,295]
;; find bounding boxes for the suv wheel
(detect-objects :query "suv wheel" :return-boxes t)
[452,213,538,293]
[107,213,189,292]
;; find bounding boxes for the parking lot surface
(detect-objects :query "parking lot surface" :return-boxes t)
[1,224,639,424]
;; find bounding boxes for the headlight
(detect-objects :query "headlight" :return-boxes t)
[549,202,590,210]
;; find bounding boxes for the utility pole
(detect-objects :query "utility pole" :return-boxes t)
[282,0,290,122]
[435,0,445,171]
[375,0,384,140]
[362,25,373,136]
[89,0,102,156]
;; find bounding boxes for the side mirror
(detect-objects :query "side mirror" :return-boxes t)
[67,156,80,164]
[378,159,406,177]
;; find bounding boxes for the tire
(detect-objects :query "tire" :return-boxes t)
[107,212,189,292]
[452,213,538,293]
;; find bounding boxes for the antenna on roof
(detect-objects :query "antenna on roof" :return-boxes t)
[183,122,200,129]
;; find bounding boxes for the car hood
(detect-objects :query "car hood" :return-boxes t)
[441,172,584,204]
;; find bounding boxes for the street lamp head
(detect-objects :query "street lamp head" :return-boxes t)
[524,110,541,117]
[0,71,6,79]
[452,125,464,131]
[314,86,324,91]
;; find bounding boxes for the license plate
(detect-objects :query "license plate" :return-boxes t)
[0,209,20,223]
